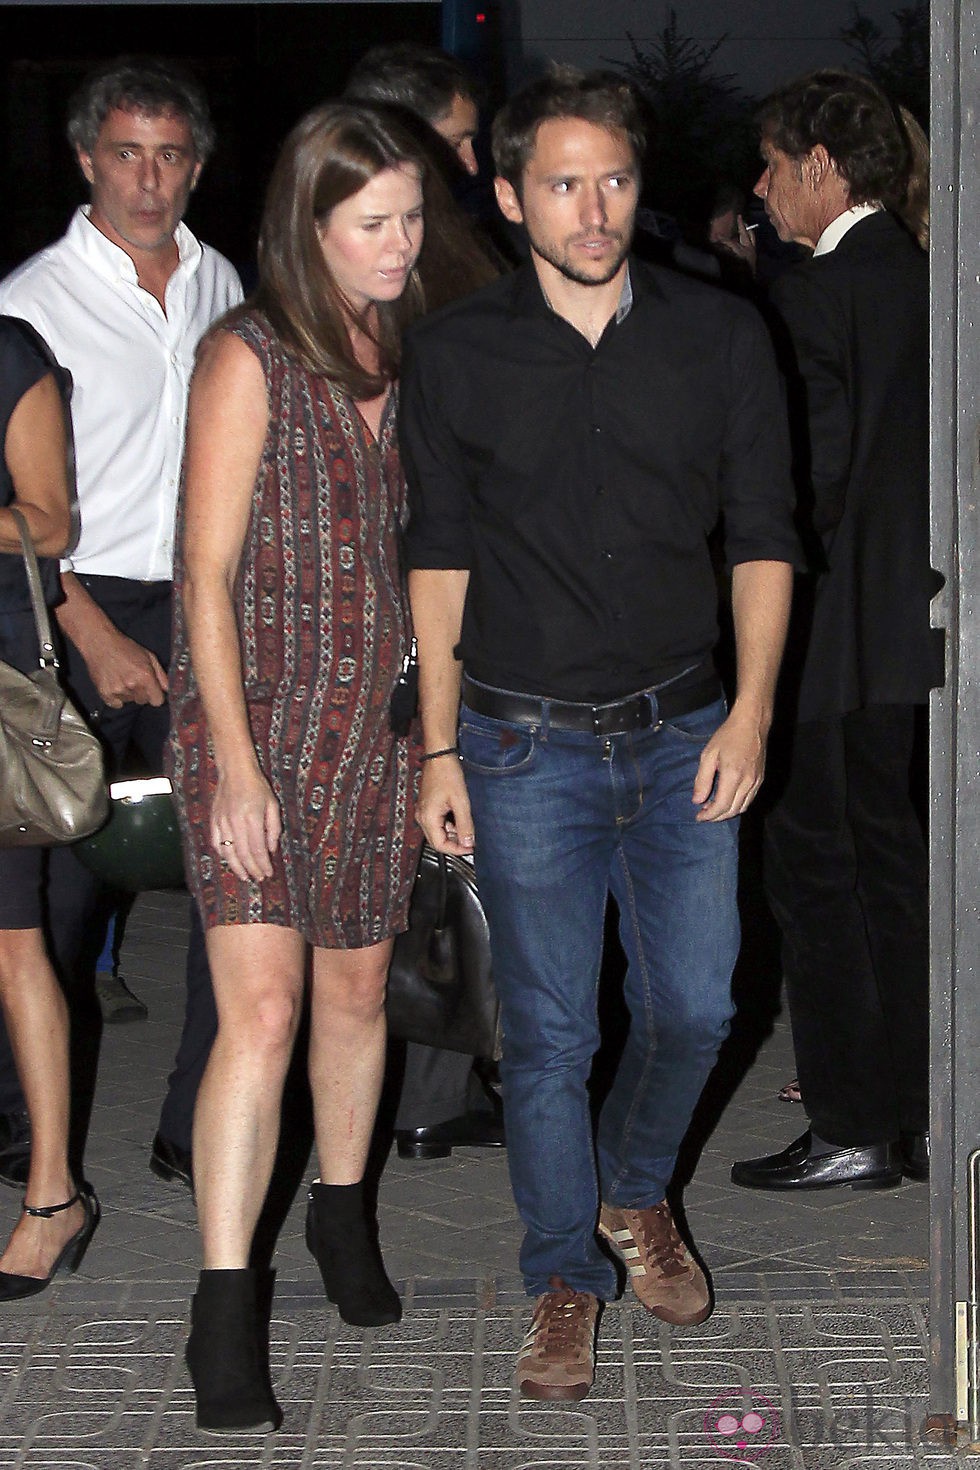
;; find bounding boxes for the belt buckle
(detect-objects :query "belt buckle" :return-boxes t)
[590,698,634,738]
[592,694,658,739]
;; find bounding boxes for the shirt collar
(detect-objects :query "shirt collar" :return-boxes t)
[615,267,634,322]
[813,202,883,257]
[66,206,202,285]
[514,259,635,325]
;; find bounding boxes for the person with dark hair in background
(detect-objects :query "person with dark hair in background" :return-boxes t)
[347,41,507,1164]
[730,71,941,1194]
[345,41,481,178]
[401,66,797,1401]
[0,56,242,1196]
[169,98,495,1434]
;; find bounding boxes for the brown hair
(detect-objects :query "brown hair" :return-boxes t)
[384,106,499,310]
[237,101,496,397]
[898,105,929,250]
[755,70,909,210]
[492,66,645,193]
[247,102,427,399]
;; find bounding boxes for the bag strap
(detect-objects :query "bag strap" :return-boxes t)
[7,507,58,669]
[434,851,449,928]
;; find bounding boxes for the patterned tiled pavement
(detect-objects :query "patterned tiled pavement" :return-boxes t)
[0,888,950,1467]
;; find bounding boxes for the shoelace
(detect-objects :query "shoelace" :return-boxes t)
[634,1206,689,1279]
[530,1284,593,1357]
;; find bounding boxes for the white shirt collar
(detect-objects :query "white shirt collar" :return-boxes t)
[67,206,203,284]
[813,203,883,257]
[0,207,242,581]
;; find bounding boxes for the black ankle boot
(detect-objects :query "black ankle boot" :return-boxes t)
[185,1268,283,1432]
[305,1180,401,1327]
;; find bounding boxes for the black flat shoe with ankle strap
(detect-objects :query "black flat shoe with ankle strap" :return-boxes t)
[0,1184,100,1301]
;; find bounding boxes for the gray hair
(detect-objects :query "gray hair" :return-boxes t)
[67,56,216,163]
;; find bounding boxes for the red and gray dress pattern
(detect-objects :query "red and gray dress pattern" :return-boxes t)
[168,312,421,949]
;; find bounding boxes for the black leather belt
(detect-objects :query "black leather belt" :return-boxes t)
[461,672,722,738]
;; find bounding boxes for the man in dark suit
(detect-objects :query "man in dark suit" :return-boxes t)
[731,71,942,1192]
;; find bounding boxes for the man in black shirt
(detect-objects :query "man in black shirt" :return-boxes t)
[400,69,798,1401]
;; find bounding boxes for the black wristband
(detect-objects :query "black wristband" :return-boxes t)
[420,746,460,763]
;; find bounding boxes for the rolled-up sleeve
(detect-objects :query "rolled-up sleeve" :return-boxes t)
[719,305,803,571]
[399,330,473,572]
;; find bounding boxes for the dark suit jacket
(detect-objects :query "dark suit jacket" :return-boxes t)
[768,210,943,722]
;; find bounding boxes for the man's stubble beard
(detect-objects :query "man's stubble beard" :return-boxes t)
[529,229,633,288]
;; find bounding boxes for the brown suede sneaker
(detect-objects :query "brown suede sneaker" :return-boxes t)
[598,1201,711,1325]
[515,1276,600,1400]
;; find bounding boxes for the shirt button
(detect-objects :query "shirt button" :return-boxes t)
[602,550,613,560]
[596,486,605,496]
[171,416,180,426]
[591,425,602,435]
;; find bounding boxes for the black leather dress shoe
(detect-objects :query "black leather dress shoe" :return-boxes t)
[0,1110,31,1190]
[731,1130,903,1191]
[900,1130,930,1182]
[149,1132,193,1189]
[396,1109,506,1160]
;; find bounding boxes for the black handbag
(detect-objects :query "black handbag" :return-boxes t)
[387,845,501,1058]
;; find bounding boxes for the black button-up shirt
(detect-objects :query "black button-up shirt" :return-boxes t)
[400,258,798,703]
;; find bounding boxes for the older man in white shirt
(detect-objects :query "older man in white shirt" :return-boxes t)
[0,56,241,1191]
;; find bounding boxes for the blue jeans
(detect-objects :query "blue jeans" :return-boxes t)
[459,689,739,1298]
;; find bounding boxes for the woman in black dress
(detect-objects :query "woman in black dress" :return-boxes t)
[0,318,99,1299]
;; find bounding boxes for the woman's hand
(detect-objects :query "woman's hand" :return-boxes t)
[210,765,282,883]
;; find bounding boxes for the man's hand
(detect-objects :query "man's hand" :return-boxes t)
[694,559,793,820]
[692,702,768,822]
[87,625,169,708]
[714,214,758,274]
[56,570,168,708]
[416,755,474,855]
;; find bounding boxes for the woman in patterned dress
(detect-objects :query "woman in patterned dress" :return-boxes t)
[168,104,442,1432]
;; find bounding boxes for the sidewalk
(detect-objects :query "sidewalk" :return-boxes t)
[0,888,946,1468]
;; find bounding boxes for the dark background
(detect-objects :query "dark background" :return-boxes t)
[0,4,441,276]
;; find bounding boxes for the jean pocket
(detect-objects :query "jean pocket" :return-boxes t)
[459,710,537,775]
[660,697,728,745]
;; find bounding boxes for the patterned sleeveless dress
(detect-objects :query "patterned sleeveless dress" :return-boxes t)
[168,312,422,948]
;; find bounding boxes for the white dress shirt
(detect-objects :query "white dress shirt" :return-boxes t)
[813,202,883,257]
[0,207,242,579]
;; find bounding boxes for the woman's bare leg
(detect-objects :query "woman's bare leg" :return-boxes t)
[193,923,306,1268]
[308,939,393,1182]
[0,928,84,1277]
